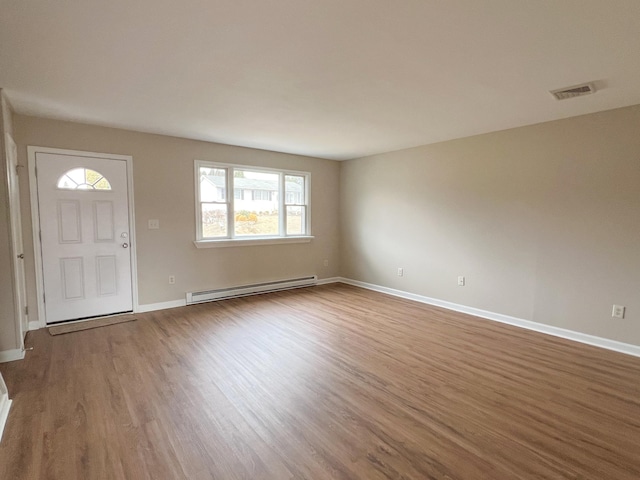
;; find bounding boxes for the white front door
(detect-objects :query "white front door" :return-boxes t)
[36,152,133,324]
[5,133,28,343]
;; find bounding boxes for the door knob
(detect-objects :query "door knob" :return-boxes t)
[17,253,24,259]
[122,243,129,248]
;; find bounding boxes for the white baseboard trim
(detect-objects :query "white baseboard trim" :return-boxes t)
[0,394,11,442]
[26,279,341,325]
[137,279,341,312]
[137,299,187,313]
[316,276,342,286]
[0,349,25,364]
[339,277,640,358]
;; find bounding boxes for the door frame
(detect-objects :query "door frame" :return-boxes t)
[5,133,27,349]
[28,146,139,328]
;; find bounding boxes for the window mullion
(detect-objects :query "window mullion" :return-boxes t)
[227,168,234,239]
[198,200,203,240]
[196,162,203,241]
[304,174,310,235]
[302,205,307,235]
[279,173,286,236]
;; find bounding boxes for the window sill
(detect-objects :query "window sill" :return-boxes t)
[194,236,314,248]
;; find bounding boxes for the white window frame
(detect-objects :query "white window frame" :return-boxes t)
[194,160,313,248]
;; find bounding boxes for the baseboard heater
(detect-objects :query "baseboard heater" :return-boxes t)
[185,275,317,305]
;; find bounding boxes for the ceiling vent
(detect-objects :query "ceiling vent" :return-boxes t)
[550,83,596,100]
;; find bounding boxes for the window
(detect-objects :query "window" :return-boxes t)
[286,191,302,204]
[251,189,272,201]
[284,174,306,235]
[196,161,311,244]
[57,168,112,190]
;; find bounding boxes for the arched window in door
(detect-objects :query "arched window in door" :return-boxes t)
[57,168,112,190]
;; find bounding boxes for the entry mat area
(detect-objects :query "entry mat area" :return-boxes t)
[48,315,136,335]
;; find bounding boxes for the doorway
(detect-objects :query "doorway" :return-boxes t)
[29,147,137,325]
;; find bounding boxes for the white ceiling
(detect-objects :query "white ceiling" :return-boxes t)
[2,1,640,160]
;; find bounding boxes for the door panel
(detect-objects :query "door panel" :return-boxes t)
[57,200,82,243]
[36,153,133,323]
[60,257,85,300]
[96,255,118,296]
[94,201,115,241]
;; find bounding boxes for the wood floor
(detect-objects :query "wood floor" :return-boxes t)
[1,284,640,479]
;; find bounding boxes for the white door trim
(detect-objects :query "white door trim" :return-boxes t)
[28,146,139,328]
[5,133,26,349]
[0,371,12,442]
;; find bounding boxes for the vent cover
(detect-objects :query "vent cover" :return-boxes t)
[550,83,596,100]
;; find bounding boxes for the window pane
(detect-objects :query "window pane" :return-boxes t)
[234,209,279,236]
[202,203,228,237]
[67,168,85,185]
[285,175,304,205]
[252,189,271,201]
[85,169,103,185]
[200,167,226,202]
[94,178,111,190]
[57,168,112,190]
[286,206,305,235]
[234,170,280,236]
[58,175,77,189]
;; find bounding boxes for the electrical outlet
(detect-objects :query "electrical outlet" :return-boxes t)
[612,305,625,319]
[397,268,404,277]
[169,275,175,285]
[148,219,160,229]
[458,276,465,286]
[323,259,329,267]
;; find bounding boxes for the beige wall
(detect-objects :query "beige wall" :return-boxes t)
[13,115,341,325]
[0,90,19,352]
[5,104,640,350]
[340,105,640,345]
